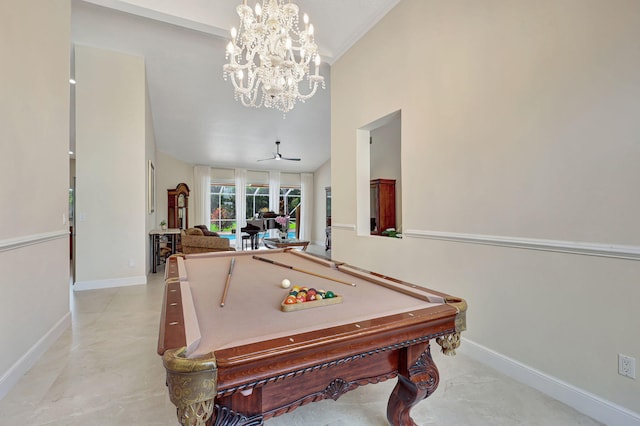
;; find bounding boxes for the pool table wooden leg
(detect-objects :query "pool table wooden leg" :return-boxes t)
[212,405,263,426]
[163,348,218,426]
[386,341,440,426]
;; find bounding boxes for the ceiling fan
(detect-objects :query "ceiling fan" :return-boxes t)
[257,141,301,162]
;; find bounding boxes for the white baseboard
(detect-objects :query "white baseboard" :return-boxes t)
[459,338,640,426]
[0,312,71,400]
[311,239,329,248]
[73,275,147,291]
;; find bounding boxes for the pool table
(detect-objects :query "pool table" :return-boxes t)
[158,249,467,426]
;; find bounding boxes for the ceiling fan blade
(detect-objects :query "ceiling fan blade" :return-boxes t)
[257,151,278,162]
[257,141,301,162]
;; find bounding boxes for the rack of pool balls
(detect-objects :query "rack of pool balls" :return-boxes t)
[280,279,342,312]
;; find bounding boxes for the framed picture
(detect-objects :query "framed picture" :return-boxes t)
[148,160,155,214]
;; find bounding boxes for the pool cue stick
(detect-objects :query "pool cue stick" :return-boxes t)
[220,257,236,307]
[252,255,356,287]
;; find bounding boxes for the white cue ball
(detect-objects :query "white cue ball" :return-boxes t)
[281,279,291,289]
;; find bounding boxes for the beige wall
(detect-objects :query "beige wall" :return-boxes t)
[0,0,71,397]
[332,0,640,421]
[74,45,147,288]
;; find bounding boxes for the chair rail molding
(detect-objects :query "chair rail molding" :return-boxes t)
[330,223,357,231]
[0,230,69,253]
[404,229,640,261]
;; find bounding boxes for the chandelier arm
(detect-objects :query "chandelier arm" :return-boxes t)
[223,0,324,113]
[295,84,318,101]
[238,78,264,108]
[295,77,325,101]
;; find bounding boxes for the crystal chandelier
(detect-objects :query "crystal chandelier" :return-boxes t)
[223,0,325,114]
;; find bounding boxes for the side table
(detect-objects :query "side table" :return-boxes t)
[150,228,181,273]
[263,238,310,251]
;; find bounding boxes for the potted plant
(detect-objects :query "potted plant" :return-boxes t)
[160,220,167,230]
[275,215,289,240]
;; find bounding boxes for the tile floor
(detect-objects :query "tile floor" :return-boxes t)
[0,244,602,425]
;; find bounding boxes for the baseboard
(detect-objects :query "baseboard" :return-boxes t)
[459,338,640,426]
[73,275,147,291]
[0,311,71,400]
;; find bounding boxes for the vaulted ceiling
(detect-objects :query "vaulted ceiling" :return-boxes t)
[71,0,400,172]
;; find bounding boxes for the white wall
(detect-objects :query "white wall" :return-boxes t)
[331,0,640,423]
[0,0,71,398]
[156,150,195,230]
[74,45,147,289]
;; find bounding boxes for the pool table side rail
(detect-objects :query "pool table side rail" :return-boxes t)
[158,279,186,355]
[214,303,457,366]
[287,250,466,313]
[212,308,458,395]
[337,263,458,301]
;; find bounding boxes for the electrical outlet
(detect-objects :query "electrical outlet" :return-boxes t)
[618,354,636,379]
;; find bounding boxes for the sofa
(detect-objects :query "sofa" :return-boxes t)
[180,227,234,254]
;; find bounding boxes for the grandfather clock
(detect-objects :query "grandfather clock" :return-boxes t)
[168,183,189,230]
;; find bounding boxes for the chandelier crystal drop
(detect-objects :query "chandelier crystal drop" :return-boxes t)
[223,0,325,114]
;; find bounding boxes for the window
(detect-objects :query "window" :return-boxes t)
[210,185,236,232]
[246,185,270,219]
[209,181,302,236]
[280,186,301,232]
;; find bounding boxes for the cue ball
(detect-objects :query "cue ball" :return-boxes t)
[281,279,291,289]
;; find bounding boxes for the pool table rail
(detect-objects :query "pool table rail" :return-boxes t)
[213,306,458,392]
[158,279,186,355]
